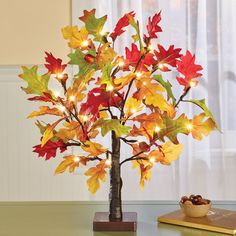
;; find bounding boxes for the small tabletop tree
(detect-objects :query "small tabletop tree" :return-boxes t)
[19,9,217,222]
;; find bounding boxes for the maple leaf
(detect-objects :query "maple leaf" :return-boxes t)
[188,113,216,140]
[124,97,143,118]
[154,44,181,71]
[55,155,88,174]
[145,11,162,39]
[61,26,89,49]
[44,52,67,74]
[125,43,141,67]
[79,9,107,42]
[176,51,203,88]
[110,11,135,41]
[27,106,63,118]
[96,43,116,68]
[33,139,67,160]
[85,160,110,194]
[69,48,98,76]
[28,92,54,104]
[41,118,65,147]
[82,141,107,156]
[92,118,130,137]
[19,66,50,95]
[80,86,123,118]
[114,73,134,90]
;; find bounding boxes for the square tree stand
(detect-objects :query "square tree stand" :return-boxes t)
[93,212,137,231]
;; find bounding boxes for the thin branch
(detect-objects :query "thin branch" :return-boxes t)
[120,137,138,144]
[88,156,102,161]
[175,87,191,108]
[66,142,81,147]
[120,151,144,165]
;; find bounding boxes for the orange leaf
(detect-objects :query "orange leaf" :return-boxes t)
[82,141,107,156]
[27,106,63,118]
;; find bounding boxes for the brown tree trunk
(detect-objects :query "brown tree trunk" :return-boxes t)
[109,131,123,221]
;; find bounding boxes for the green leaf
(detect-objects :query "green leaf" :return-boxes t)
[101,64,113,90]
[153,74,176,105]
[69,49,98,76]
[93,119,130,137]
[129,17,144,52]
[79,9,107,42]
[157,114,189,144]
[19,66,50,95]
[185,99,218,127]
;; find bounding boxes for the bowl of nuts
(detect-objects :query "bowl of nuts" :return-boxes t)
[180,194,211,218]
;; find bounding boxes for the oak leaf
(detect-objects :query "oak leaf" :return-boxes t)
[44,52,67,74]
[27,106,63,118]
[124,97,143,118]
[82,141,107,157]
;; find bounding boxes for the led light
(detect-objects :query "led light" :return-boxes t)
[56,73,64,79]
[73,157,80,163]
[136,72,142,78]
[143,82,147,85]
[99,29,106,36]
[107,85,114,91]
[69,95,75,102]
[131,108,137,114]
[58,105,66,112]
[190,80,197,87]
[158,63,164,69]
[82,115,88,122]
[154,126,161,133]
[150,157,156,164]
[53,91,60,97]
[147,44,153,51]
[118,61,124,67]
[105,159,111,166]
[187,123,193,130]
[81,40,89,47]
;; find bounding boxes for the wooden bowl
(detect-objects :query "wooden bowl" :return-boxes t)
[179,201,211,218]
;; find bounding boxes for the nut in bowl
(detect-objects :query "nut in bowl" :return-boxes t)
[180,195,211,218]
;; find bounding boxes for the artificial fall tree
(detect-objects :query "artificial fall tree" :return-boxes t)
[19,9,217,230]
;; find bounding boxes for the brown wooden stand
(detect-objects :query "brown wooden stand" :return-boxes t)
[93,212,137,231]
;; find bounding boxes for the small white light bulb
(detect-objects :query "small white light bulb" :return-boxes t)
[131,108,137,114]
[53,91,60,97]
[56,73,64,79]
[105,159,111,166]
[190,81,197,88]
[187,123,193,130]
[58,105,66,112]
[154,126,161,133]
[69,95,75,102]
[81,40,89,47]
[150,157,156,164]
[107,85,114,91]
[136,72,142,78]
[118,61,124,67]
[158,63,164,69]
[147,44,153,51]
[99,29,106,36]
[73,157,80,163]
[82,115,88,122]
[143,82,147,85]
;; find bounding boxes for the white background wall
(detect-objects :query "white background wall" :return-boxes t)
[0,0,236,201]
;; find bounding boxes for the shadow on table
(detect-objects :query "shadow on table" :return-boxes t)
[158,222,228,236]
[94,232,136,236]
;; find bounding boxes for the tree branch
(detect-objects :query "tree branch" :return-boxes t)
[120,151,144,165]
[175,87,191,108]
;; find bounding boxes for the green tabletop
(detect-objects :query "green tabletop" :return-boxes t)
[0,201,235,236]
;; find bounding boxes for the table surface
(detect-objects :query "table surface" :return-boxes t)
[0,201,235,236]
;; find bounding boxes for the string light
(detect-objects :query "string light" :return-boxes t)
[147,44,153,52]
[143,82,147,85]
[107,85,114,91]
[105,159,111,166]
[187,123,193,130]
[118,61,124,67]
[69,95,75,102]
[81,40,89,47]
[136,72,142,78]
[150,157,156,164]
[131,108,137,114]
[56,73,64,79]
[189,80,197,88]
[73,157,80,163]
[154,126,161,133]
[99,29,106,36]
[158,63,164,69]
[82,115,88,122]
[53,91,60,97]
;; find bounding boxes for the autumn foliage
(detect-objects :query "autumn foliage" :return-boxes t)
[19,9,217,194]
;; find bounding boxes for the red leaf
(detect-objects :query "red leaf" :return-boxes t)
[176,51,203,87]
[44,52,67,74]
[125,43,141,67]
[33,139,67,160]
[28,92,54,104]
[138,53,156,71]
[145,11,162,39]
[110,11,135,41]
[80,86,123,119]
[154,44,181,71]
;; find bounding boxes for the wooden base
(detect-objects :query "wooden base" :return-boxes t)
[93,212,137,231]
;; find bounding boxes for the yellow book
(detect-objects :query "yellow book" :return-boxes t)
[158,208,236,235]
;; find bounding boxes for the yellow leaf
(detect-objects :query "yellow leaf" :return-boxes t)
[85,160,109,194]
[27,106,63,118]
[114,73,134,90]
[189,113,216,140]
[55,155,88,174]
[62,26,89,49]
[41,118,64,147]
[96,43,116,68]
[159,141,183,165]
[124,98,143,118]
[82,141,107,156]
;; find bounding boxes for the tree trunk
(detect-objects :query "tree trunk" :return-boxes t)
[109,131,123,221]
